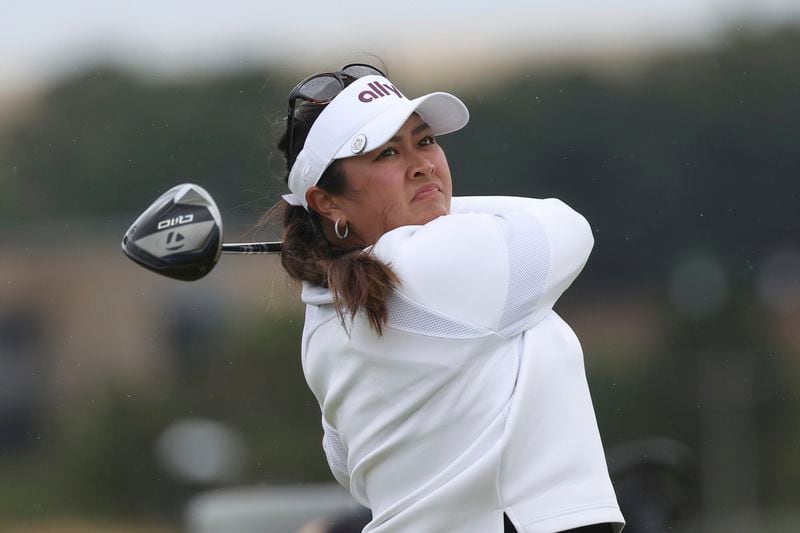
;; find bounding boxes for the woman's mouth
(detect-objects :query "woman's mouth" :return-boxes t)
[412,184,441,201]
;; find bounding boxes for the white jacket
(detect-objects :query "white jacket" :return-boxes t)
[300,196,625,533]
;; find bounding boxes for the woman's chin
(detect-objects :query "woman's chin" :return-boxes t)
[416,205,448,225]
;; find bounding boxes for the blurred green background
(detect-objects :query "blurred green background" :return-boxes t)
[1,2,799,532]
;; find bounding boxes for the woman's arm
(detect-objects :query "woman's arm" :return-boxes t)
[374,196,593,336]
[449,195,544,215]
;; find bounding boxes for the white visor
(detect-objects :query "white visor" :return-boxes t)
[284,75,469,209]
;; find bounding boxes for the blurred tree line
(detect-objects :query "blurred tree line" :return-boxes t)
[0,23,798,528]
[1,26,798,284]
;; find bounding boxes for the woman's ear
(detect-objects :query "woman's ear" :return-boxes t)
[306,186,344,224]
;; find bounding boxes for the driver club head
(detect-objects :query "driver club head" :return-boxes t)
[121,183,222,281]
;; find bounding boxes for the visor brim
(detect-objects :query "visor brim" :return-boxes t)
[332,92,469,159]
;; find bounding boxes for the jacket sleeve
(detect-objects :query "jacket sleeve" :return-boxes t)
[373,196,594,337]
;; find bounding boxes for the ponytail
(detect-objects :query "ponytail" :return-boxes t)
[325,246,399,336]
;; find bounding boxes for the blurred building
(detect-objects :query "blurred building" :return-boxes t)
[0,223,300,448]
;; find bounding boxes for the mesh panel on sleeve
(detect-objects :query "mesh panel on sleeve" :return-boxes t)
[304,304,336,339]
[314,304,337,327]
[322,418,349,481]
[497,211,551,332]
[304,304,318,331]
[386,291,487,339]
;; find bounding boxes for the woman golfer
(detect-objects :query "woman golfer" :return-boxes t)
[278,64,625,533]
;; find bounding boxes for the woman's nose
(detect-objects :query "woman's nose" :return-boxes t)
[409,155,435,179]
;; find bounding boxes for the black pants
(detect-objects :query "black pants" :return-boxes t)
[503,513,613,532]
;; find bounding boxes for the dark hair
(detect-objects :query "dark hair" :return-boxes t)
[277,98,398,335]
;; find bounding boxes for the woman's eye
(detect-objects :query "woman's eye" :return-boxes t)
[419,135,436,146]
[377,147,398,159]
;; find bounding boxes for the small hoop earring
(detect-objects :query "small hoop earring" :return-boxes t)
[334,218,349,240]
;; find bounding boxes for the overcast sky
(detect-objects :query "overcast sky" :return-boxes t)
[3,0,800,95]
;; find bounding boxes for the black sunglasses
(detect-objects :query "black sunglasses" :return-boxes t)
[286,63,386,168]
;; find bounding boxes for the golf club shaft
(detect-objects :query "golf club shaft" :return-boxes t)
[222,241,282,254]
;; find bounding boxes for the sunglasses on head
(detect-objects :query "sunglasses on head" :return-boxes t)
[286,63,386,167]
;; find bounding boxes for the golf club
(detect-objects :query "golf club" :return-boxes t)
[121,183,281,281]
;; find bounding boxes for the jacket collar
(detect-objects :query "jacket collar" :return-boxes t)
[301,282,335,305]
